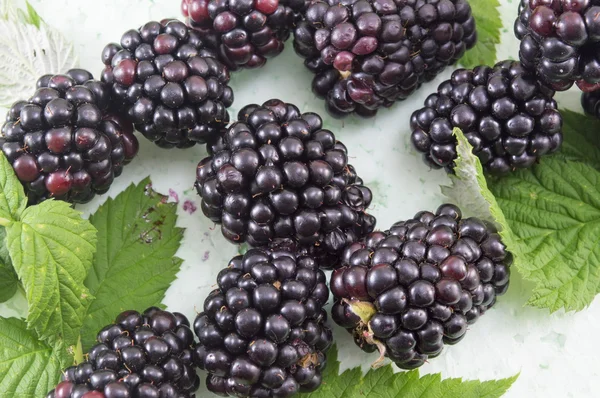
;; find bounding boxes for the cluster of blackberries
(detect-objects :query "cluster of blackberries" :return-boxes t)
[195,99,375,269]
[193,244,332,397]
[515,0,600,92]
[410,60,563,174]
[293,0,477,117]
[46,308,199,398]
[1,69,139,204]
[330,204,511,369]
[101,19,234,148]
[182,0,307,70]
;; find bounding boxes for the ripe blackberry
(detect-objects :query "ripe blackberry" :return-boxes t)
[181,0,306,70]
[293,0,477,117]
[45,307,199,398]
[515,0,600,91]
[0,69,139,205]
[195,99,375,269]
[330,204,511,370]
[101,19,234,148]
[410,60,563,175]
[193,243,332,397]
[581,89,600,118]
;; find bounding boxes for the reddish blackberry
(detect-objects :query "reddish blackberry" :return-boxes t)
[193,243,332,397]
[101,19,234,148]
[330,204,511,370]
[0,69,139,205]
[293,0,477,117]
[45,307,199,398]
[182,0,307,70]
[410,60,563,175]
[195,99,375,269]
[515,0,600,91]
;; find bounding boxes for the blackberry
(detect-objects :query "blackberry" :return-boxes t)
[193,243,332,397]
[182,0,306,70]
[515,0,600,91]
[101,19,234,148]
[0,69,139,205]
[581,89,600,119]
[45,307,199,398]
[195,99,375,269]
[410,60,563,175]
[293,0,477,117]
[330,204,511,370]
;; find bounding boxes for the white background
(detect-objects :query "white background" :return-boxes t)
[0,0,598,396]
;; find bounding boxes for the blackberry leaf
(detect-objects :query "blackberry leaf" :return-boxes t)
[4,200,96,346]
[81,178,183,351]
[0,317,69,398]
[460,0,501,69]
[0,228,18,304]
[560,110,600,168]
[0,153,26,222]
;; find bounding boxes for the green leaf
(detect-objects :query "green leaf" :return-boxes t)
[560,109,600,168]
[81,178,184,350]
[0,152,27,222]
[460,0,501,69]
[5,200,97,346]
[24,1,41,28]
[298,345,518,398]
[488,157,600,312]
[0,227,18,303]
[0,317,69,397]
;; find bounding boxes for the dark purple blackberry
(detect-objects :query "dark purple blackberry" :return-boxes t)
[45,308,199,398]
[195,99,376,269]
[515,0,600,91]
[410,60,563,175]
[330,204,511,370]
[182,0,306,70]
[293,0,477,117]
[0,69,139,205]
[101,19,234,148]
[582,88,600,119]
[193,243,332,397]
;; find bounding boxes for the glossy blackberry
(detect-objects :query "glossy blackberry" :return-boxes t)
[182,0,307,70]
[293,0,477,117]
[581,89,600,120]
[101,19,234,148]
[515,0,600,91]
[0,69,139,205]
[45,308,199,398]
[193,243,332,397]
[195,99,376,269]
[331,204,512,370]
[410,60,563,175]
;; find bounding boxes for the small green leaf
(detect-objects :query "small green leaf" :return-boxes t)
[81,178,184,350]
[0,227,18,303]
[560,109,600,168]
[488,157,600,312]
[0,152,27,222]
[25,1,41,28]
[5,200,97,346]
[0,317,70,397]
[460,0,501,69]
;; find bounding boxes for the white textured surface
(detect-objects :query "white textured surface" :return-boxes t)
[1,0,599,396]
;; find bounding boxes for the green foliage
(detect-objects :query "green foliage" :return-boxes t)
[460,0,501,69]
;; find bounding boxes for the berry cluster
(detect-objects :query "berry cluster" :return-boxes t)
[1,69,139,204]
[195,99,375,269]
[410,60,563,174]
[101,19,234,148]
[182,0,307,70]
[46,308,199,398]
[330,204,511,369]
[193,244,332,397]
[293,0,477,117]
[515,0,600,91]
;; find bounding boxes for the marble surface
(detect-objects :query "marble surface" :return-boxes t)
[0,0,598,396]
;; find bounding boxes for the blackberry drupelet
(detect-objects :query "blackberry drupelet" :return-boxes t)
[1,69,139,205]
[101,19,234,148]
[410,60,563,175]
[45,307,199,398]
[330,204,512,370]
[515,0,600,91]
[581,89,600,120]
[181,0,306,70]
[193,243,333,397]
[293,0,477,117]
[195,99,375,269]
